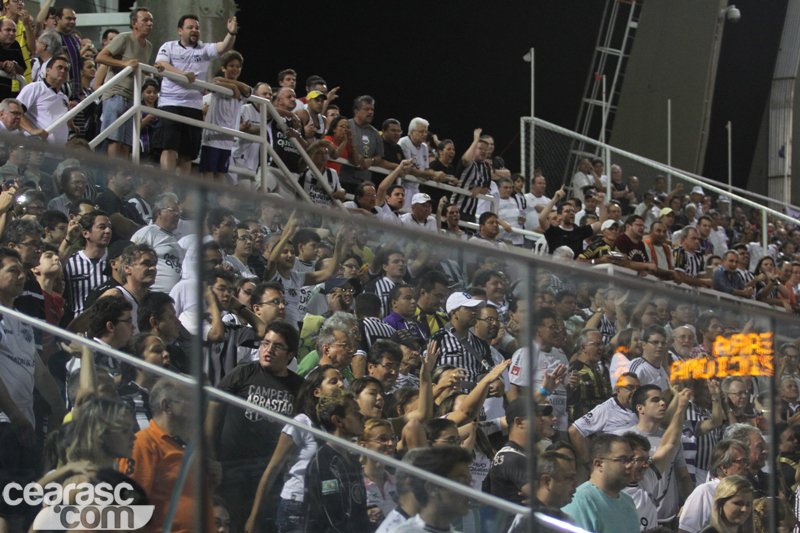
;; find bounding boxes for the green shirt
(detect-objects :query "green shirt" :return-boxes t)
[562,481,639,533]
[296,350,354,382]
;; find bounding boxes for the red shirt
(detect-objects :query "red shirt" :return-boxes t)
[325,135,350,172]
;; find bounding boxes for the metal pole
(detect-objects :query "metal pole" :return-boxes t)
[530,47,535,118]
[531,47,536,182]
[259,101,268,192]
[603,75,611,204]
[785,122,791,209]
[131,68,141,164]
[193,189,207,533]
[762,209,769,256]
[667,99,672,191]
[600,75,607,145]
[727,120,732,191]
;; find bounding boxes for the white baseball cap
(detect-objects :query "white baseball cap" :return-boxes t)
[445,292,486,314]
[691,186,705,195]
[411,193,432,205]
[601,219,619,231]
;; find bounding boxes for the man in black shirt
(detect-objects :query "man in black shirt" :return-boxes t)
[381,118,404,165]
[206,321,305,531]
[538,186,607,259]
[0,19,25,100]
[490,398,533,504]
[95,167,144,240]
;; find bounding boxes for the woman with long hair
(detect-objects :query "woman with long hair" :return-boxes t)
[244,365,344,533]
[358,418,399,526]
[701,475,754,533]
[324,115,362,173]
[753,255,790,307]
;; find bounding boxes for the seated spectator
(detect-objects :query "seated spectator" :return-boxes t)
[468,211,510,251]
[384,283,426,338]
[713,251,754,298]
[358,418,399,525]
[578,219,621,264]
[131,192,184,292]
[702,476,754,533]
[64,210,111,316]
[567,328,610,423]
[721,424,768,498]
[95,166,144,238]
[626,325,670,390]
[400,193,437,233]
[47,166,88,216]
[366,339,403,394]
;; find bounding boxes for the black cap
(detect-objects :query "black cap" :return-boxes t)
[103,240,133,276]
[323,276,360,294]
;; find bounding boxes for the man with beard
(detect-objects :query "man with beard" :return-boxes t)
[155,13,238,173]
[569,373,641,473]
[669,325,696,363]
[615,214,657,275]
[613,385,693,527]
[436,200,467,239]
[567,328,611,423]
[627,325,670,391]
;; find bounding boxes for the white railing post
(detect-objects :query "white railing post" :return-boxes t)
[259,100,268,192]
[763,210,769,256]
[131,67,141,164]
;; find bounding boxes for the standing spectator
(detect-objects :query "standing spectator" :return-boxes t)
[0,19,24,100]
[496,177,525,246]
[325,115,361,174]
[0,0,33,87]
[626,325,670,390]
[230,81,271,187]
[95,7,153,159]
[296,88,325,141]
[303,388,370,533]
[539,187,606,259]
[413,271,449,338]
[0,246,65,533]
[567,328,611,423]
[339,95,389,191]
[64,210,110,315]
[398,117,449,207]
[722,424,768,498]
[17,56,69,145]
[364,248,407,318]
[713,251,754,298]
[154,13,237,174]
[561,434,640,533]
[431,291,497,383]
[206,321,305,530]
[451,128,491,223]
[531,450,579,512]
[490,398,536,504]
[2,218,45,327]
[394,446,474,533]
[383,283,426,339]
[200,50,251,182]
[30,29,62,83]
[53,7,79,97]
[0,96,23,135]
[380,118,404,165]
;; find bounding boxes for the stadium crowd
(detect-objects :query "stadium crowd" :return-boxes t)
[0,5,799,533]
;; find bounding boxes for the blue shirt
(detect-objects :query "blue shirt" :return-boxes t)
[383,312,426,339]
[562,481,640,533]
[712,265,745,294]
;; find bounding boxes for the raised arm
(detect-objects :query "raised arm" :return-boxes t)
[446,360,512,426]
[34,0,54,35]
[652,388,690,473]
[401,340,438,423]
[205,285,225,343]
[304,227,345,286]
[215,17,237,55]
[696,379,725,437]
[375,160,411,207]
[460,128,483,167]
[538,187,565,232]
[264,212,297,281]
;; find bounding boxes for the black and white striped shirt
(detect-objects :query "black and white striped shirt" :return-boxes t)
[683,402,722,483]
[598,314,617,345]
[451,160,491,218]
[359,317,396,355]
[431,324,492,383]
[364,276,396,318]
[65,250,109,315]
[673,247,705,278]
[118,380,152,430]
[513,193,527,211]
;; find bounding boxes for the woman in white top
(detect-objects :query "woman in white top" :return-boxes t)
[243,365,344,533]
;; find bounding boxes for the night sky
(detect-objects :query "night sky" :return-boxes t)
[128,1,783,190]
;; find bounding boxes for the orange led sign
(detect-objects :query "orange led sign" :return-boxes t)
[669,332,774,381]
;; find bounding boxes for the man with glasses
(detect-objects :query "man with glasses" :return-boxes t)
[0,143,32,183]
[669,325,697,363]
[0,97,23,133]
[561,434,639,533]
[46,166,87,216]
[207,320,304,531]
[431,291,490,383]
[622,388,691,530]
[539,186,607,259]
[613,385,693,528]
[226,223,257,278]
[366,339,403,394]
[627,325,670,391]
[678,440,751,533]
[567,328,610,423]
[131,192,184,293]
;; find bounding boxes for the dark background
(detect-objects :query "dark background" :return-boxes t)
[130,0,784,190]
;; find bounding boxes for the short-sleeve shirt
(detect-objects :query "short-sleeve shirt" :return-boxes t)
[155,40,219,109]
[615,233,649,263]
[17,80,69,145]
[215,362,304,462]
[626,357,670,390]
[297,167,341,207]
[269,270,309,325]
[561,481,640,533]
[579,237,618,260]
[572,396,639,437]
[340,119,383,183]
[544,224,594,259]
[279,413,320,501]
[131,224,184,292]
[489,441,528,504]
[0,312,36,424]
[102,32,153,100]
[203,90,246,150]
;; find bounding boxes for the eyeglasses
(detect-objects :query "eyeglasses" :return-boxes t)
[647,340,667,346]
[476,317,500,324]
[237,235,254,242]
[366,435,398,444]
[331,341,355,352]
[434,436,463,445]
[342,263,360,269]
[3,110,22,116]
[376,362,399,373]
[332,288,355,294]
[633,456,653,467]
[254,298,286,308]
[15,240,42,251]
[213,285,234,294]
[599,456,635,465]
[261,340,288,353]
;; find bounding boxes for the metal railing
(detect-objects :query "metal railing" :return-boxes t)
[522,116,800,253]
[44,62,348,211]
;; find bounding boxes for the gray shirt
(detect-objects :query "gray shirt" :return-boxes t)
[339,119,383,184]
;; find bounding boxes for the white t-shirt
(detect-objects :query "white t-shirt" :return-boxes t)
[155,40,220,109]
[398,137,428,209]
[131,224,185,293]
[280,413,320,501]
[269,270,308,325]
[626,357,670,391]
[230,103,262,180]
[572,396,639,437]
[530,344,569,432]
[677,478,719,533]
[0,314,36,424]
[203,90,245,150]
[497,196,524,245]
[524,193,550,240]
[375,508,411,533]
[375,202,403,226]
[399,213,437,233]
[17,80,70,145]
[365,473,399,518]
[623,467,660,531]
[394,515,457,533]
[475,180,499,218]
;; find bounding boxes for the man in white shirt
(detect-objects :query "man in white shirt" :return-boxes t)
[17,56,69,145]
[496,177,524,246]
[131,192,184,293]
[397,117,448,208]
[154,14,237,174]
[400,193,436,233]
[626,325,670,391]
